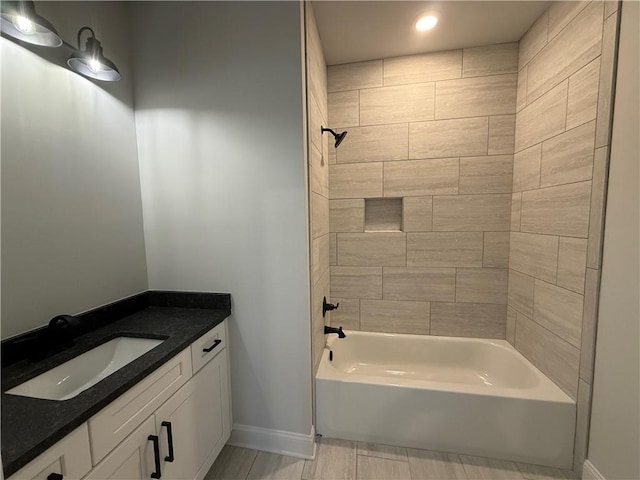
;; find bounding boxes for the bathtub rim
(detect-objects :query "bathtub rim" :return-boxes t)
[318,330,575,404]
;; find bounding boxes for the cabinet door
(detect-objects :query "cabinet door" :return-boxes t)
[88,348,193,465]
[8,425,92,480]
[83,416,158,480]
[154,349,230,480]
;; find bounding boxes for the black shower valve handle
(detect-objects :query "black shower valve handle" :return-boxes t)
[322,296,339,317]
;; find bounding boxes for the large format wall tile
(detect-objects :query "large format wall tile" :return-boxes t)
[595,13,617,147]
[402,196,433,232]
[510,232,559,283]
[311,192,329,239]
[557,237,588,294]
[456,268,508,304]
[515,81,568,152]
[533,279,584,348]
[566,58,600,130]
[328,60,383,92]
[507,307,517,345]
[307,6,328,373]
[329,298,360,330]
[520,181,592,237]
[519,10,548,69]
[330,163,383,199]
[311,234,329,282]
[409,117,489,159]
[330,266,382,299]
[462,43,518,77]
[516,65,528,112]
[360,300,430,334]
[540,121,596,187]
[488,115,516,155]
[330,199,365,232]
[508,269,534,317]
[511,193,522,231]
[548,1,591,41]
[383,267,456,301]
[407,232,483,267]
[604,0,618,17]
[328,91,359,127]
[337,232,406,266]
[309,142,328,198]
[325,41,529,340]
[587,147,608,268]
[483,232,510,268]
[384,158,459,197]
[329,233,337,265]
[308,94,326,154]
[337,124,408,163]
[540,121,595,187]
[512,144,541,191]
[383,50,462,85]
[431,303,506,338]
[432,194,511,231]
[435,74,517,119]
[360,83,435,125]
[527,1,603,103]
[579,268,600,381]
[312,268,331,371]
[515,313,580,399]
[459,155,513,194]
[307,11,327,121]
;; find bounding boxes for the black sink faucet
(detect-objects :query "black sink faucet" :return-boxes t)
[324,325,346,338]
[47,315,79,348]
[26,315,80,362]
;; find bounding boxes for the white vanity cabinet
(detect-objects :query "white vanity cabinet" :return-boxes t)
[85,320,230,480]
[7,320,231,480]
[7,425,92,480]
[83,416,157,480]
[154,347,230,480]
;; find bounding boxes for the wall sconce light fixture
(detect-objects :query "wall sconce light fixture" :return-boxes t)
[0,0,62,47]
[67,26,120,82]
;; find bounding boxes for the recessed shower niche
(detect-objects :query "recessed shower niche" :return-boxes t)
[364,198,402,232]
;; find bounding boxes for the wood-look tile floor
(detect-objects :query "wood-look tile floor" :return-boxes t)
[204,438,579,480]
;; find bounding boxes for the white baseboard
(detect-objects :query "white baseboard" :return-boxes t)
[228,424,316,459]
[583,460,606,480]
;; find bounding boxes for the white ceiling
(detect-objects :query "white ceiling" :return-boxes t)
[312,1,550,66]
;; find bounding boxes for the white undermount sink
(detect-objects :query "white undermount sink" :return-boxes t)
[6,337,164,401]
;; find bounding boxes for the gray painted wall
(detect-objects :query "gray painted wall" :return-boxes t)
[587,2,640,479]
[1,2,147,339]
[130,1,313,438]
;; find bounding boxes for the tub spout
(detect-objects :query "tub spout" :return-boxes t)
[324,326,346,338]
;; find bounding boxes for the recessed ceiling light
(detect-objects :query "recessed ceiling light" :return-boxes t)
[415,15,438,32]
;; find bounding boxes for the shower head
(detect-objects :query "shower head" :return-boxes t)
[321,127,348,148]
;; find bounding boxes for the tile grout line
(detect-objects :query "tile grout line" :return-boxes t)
[244,450,260,480]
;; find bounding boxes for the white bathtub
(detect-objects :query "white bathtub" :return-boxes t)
[316,331,576,468]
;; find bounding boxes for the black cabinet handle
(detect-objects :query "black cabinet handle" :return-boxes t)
[47,474,63,480]
[202,339,222,353]
[148,435,162,479]
[161,421,175,462]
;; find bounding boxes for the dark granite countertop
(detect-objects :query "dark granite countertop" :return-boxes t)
[1,293,231,477]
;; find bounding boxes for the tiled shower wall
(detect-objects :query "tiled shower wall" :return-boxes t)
[306,4,331,373]
[507,0,619,471]
[327,44,518,338]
